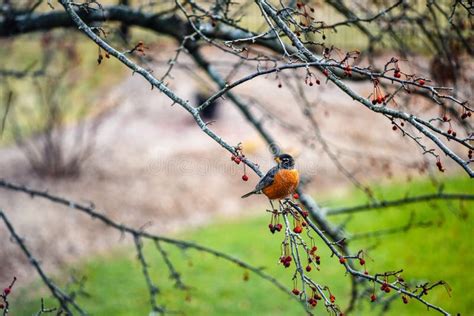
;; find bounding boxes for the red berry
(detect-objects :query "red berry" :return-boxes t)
[284,261,291,268]
[452,131,457,137]
[370,294,376,302]
[419,79,425,85]
[293,193,299,199]
[443,115,448,121]
[468,112,472,117]
[316,79,320,85]
[242,174,249,181]
[394,71,401,78]
[278,83,282,88]
[311,246,317,252]
[323,69,329,77]
[359,258,365,266]
[302,211,309,217]
[377,96,383,104]
[462,113,468,119]
[231,156,236,161]
[447,129,452,134]
[306,265,312,272]
[0,303,4,309]
[392,125,397,131]
[275,223,283,231]
[339,257,346,264]
[292,288,300,295]
[330,294,336,303]
[293,226,303,234]
[302,221,307,227]
[402,296,408,304]
[384,287,391,293]
[234,157,241,164]
[364,271,369,275]
[3,288,10,295]
[314,293,322,300]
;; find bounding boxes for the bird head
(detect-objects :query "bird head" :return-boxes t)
[275,154,295,169]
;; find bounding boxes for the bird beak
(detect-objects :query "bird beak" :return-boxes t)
[274,156,281,163]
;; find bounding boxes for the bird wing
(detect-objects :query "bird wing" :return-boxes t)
[254,165,279,191]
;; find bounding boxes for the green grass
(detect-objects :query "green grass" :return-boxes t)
[12,176,473,315]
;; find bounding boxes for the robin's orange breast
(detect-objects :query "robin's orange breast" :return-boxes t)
[262,169,300,200]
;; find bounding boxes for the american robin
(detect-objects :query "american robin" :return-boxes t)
[241,154,300,200]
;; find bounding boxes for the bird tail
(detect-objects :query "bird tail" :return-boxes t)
[241,191,256,198]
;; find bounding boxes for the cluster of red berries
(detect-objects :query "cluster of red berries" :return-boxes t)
[305,73,321,86]
[230,155,242,164]
[280,255,292,268]
[307,291,322,307]
[371,79,388,105]
[380,282,391,293]
[307,297,318,307]
[461,111,472,119]
[391,121,404,131]
[268,223,283,234]
[308,246,321,265]
[441,115,457,137]
[231,145,250,181]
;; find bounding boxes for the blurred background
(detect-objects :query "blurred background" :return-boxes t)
[0,0,472,315]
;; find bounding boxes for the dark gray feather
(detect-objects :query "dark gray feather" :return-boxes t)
[255,165,279,191]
